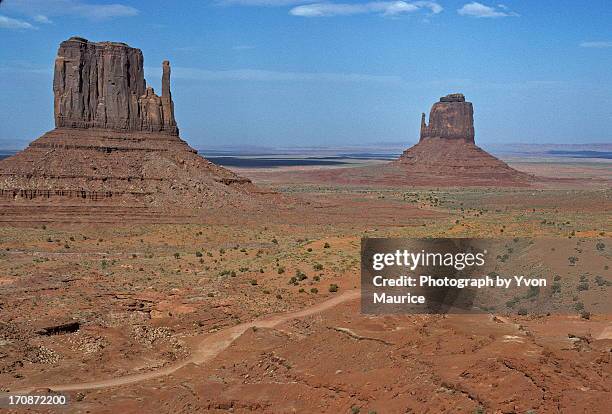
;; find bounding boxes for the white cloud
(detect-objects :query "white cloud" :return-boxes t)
[153,67,403,83]
[33,14,52,24]
[174,46,201,52]
[232,45,256,50]
[4,0,138,20]
[458,2,518,18]
[0,14,35,29]
[219,0,308,5]
[580,41,612,49]
[290,1,442,17]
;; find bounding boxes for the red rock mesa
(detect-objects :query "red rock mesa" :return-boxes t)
[0,37,266,222]
[392,93,531,184]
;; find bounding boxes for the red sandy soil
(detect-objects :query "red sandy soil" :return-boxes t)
[0,157,610,413]
[7,295,610,414]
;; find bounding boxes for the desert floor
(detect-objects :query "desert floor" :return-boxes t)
[0,157,610,413]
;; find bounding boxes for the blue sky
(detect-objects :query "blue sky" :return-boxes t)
[0,0,611,149]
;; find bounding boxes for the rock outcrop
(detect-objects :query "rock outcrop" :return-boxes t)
[420,93,474,143]
[0,37,273,222]
[391,93,531,185]
[53,37,177,134]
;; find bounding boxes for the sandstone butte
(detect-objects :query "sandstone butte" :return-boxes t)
[0,37,272,221]
[390,93,532,184]
[300,93,533,187]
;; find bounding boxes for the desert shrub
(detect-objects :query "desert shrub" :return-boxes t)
[574,302,584,311]
[174,252,180,259]
[524,286,540,299]
[307,247,313,252]
[310,288,318,294]
[577,281,589,291]
[329,284,339,293]
[506,296,520,308]
[551,282,561,294]
[313,275,320,282]
[313,263,323,271]
[596,242,605,251]
[250,279,258,286]
[288,276,298,285]
[517,308,528,316]
[263,289,270,294]
[195,251,203,257]
[272,238,278,244]
[553,275,561,281]
[277,267,285,274]
[296,270,307,281]
[324,242,331,249]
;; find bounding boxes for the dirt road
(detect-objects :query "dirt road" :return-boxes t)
[10,290,361,393]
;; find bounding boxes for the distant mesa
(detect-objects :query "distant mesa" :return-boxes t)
[0,37,271,222]
[305,93,533,187]
[390,93,532,185]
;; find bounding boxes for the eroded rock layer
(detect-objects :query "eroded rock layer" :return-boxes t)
[393,138,529,182]
[0,37,272,221]
[0,129,253,208]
